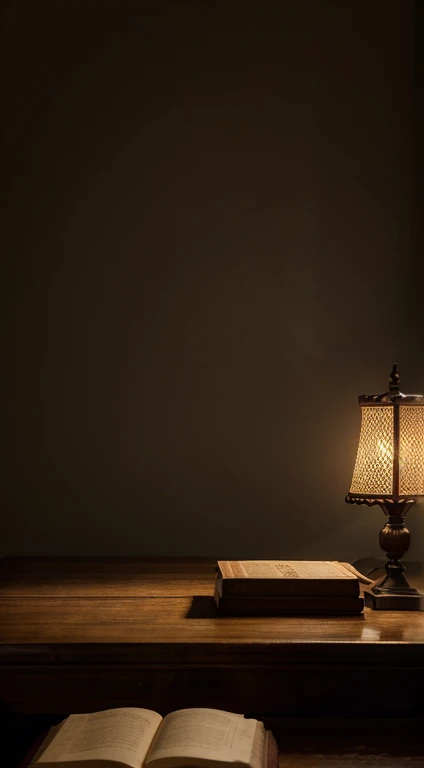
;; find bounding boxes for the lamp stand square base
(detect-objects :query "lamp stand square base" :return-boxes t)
[364,588,424,611]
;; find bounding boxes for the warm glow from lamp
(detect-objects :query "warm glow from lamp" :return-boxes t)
[349,402,424,498]
[398,406,424,495]
[349,406,394,495]
[346,364,424,610]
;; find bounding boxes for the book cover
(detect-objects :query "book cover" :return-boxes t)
[216,561,363,598]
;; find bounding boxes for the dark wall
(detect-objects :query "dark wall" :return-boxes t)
[3,0,422,558]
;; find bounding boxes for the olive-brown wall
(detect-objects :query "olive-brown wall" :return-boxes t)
[3,0,422,558]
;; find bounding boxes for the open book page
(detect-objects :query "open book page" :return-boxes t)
[29,723,67,766]
[34,708,162,768]
[219,561,356,580]
[145,709,264,768]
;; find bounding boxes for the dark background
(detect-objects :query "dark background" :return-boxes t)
[2,0,423,559]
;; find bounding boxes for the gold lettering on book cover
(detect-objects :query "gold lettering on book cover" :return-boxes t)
[275,564,299,578]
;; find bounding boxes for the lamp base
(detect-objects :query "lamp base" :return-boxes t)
[364,587,424,611]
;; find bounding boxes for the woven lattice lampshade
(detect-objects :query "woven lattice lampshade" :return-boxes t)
[347,365,424,503]
[346,365,424,610]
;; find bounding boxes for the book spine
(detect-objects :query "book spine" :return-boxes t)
[216,575,360,598]
[214,592,364,615]
[266,730,279,768]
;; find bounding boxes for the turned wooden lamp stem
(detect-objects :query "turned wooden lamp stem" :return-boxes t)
[373,501,418,595]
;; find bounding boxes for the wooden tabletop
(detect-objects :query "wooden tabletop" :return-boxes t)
[1,557,424,766]
[1,557,424,720]
[1,556,424,660]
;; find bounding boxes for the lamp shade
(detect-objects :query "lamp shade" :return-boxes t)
[346,365,424,503]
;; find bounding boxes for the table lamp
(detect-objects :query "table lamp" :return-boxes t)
[346,364,424,610]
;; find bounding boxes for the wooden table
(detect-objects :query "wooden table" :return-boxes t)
[1,557,424,766]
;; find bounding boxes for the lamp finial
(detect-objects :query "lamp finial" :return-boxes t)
[389,363,400,393]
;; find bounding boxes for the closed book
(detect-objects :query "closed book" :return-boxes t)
[214,589,364,615]
[216,561,365,599]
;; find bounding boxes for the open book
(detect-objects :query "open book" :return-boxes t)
[30,707,277,768]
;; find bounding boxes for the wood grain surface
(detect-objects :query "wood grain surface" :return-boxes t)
[1,557,424,649]
[1,557,424,719]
